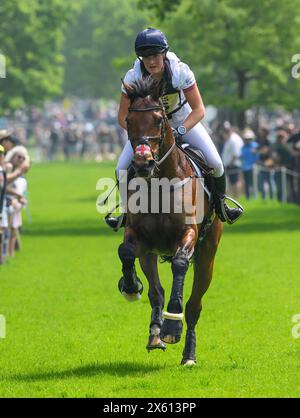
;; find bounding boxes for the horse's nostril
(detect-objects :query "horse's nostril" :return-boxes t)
[148,159,156,169]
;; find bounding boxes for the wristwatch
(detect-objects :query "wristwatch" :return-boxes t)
[176,125,187,136]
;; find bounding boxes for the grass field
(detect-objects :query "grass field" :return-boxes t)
[1,161,300,398]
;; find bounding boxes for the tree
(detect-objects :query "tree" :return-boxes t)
[138,0,300,128]
[0,0,78,111]
[63,0,152,99]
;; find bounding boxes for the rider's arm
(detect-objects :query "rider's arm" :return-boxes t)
[182,84,205,132]
[118,93,130,131]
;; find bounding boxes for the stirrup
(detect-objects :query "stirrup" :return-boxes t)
[105,213,125,231]
[220,195,244,225]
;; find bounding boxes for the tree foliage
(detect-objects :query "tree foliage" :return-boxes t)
[0,0,78,111]
[63,0,152,99]
[139,0,300,126]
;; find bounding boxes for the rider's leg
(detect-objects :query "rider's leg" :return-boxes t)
[116,141,134,180]
[183,122,244,224]
[106,142,134,230]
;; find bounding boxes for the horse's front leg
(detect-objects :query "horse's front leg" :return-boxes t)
[139,254,166,352]
[118,227,143,301]
[161,226,197,344]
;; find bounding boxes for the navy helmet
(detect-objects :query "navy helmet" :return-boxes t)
[135,28,169,57]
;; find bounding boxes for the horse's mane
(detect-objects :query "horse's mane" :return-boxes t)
[123,77,164,103]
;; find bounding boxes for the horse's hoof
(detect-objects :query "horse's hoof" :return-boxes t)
[146,335,166,352]
[146,342,166,352]
[160,318,183,344]
[181,359,197,367]
[118,277,143,302]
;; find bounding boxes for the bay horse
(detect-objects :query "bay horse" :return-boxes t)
[117,78,223,366]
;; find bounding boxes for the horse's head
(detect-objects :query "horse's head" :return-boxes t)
[123,78,167,178]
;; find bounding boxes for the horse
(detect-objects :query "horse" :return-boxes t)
[117,77,223,366]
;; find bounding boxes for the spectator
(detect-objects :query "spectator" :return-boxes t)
[257,127,275,200]
[287,126,300,203]
[48,124,60,161]
[63,127,77,161]
[272,130,294,202]
[0,144,8,264]
[0,129,19,151]
[241,129,259,199]
[5,147,29,257]
[221,122,244,197]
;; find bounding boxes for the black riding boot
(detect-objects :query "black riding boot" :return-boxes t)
[213,173,244,224]
[105,166,135,231]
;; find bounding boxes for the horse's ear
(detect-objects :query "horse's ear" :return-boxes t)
[151,78,165,102]
[121,79,135,101]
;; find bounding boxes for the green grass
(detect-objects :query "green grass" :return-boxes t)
[1,161,300,398]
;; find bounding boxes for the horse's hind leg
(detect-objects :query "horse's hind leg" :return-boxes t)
[182,218,223,366]
[139,254,166,352]
[118,228,143,301]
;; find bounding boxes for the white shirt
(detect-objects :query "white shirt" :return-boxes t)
[222,132,244,168]
[121,52,196,126]
[15,176,27,196]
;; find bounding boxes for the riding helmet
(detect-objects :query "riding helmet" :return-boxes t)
[135,28,169,57]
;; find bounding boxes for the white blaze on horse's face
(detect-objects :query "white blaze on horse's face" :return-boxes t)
[133,143,155,176]
[135,144,152,159]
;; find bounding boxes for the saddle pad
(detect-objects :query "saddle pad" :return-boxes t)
[181,144,211,198]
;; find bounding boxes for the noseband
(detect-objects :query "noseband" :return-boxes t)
[128,103,176,166]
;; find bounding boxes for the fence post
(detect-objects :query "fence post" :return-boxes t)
[253,164,259,199]
[281,167,288,203]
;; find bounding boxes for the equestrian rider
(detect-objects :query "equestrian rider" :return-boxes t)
[106,28,244,229]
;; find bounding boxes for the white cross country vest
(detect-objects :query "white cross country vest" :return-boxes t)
[121,52,196,126]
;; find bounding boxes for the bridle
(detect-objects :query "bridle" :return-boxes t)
[127,103,176,166]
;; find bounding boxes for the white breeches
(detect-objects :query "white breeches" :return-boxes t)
[116,122,224,179]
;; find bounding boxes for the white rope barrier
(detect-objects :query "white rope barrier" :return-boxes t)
[226,164,300,178]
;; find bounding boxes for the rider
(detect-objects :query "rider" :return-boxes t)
[106,28,244,229]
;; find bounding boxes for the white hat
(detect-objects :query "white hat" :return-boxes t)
[243,128,255,140]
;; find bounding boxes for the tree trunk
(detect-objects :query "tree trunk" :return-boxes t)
[236,70,247,130]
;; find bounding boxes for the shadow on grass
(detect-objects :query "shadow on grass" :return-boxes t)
[23,204,300,237]
[23,219,117,237]
[9,361,164,382]
[224,205,300,234]
[24,227,115,237]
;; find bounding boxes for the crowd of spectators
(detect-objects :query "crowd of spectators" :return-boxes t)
[0,100,127,163]
[1,100,300,208]
[214,120,300,204]
[0,130,30,264]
